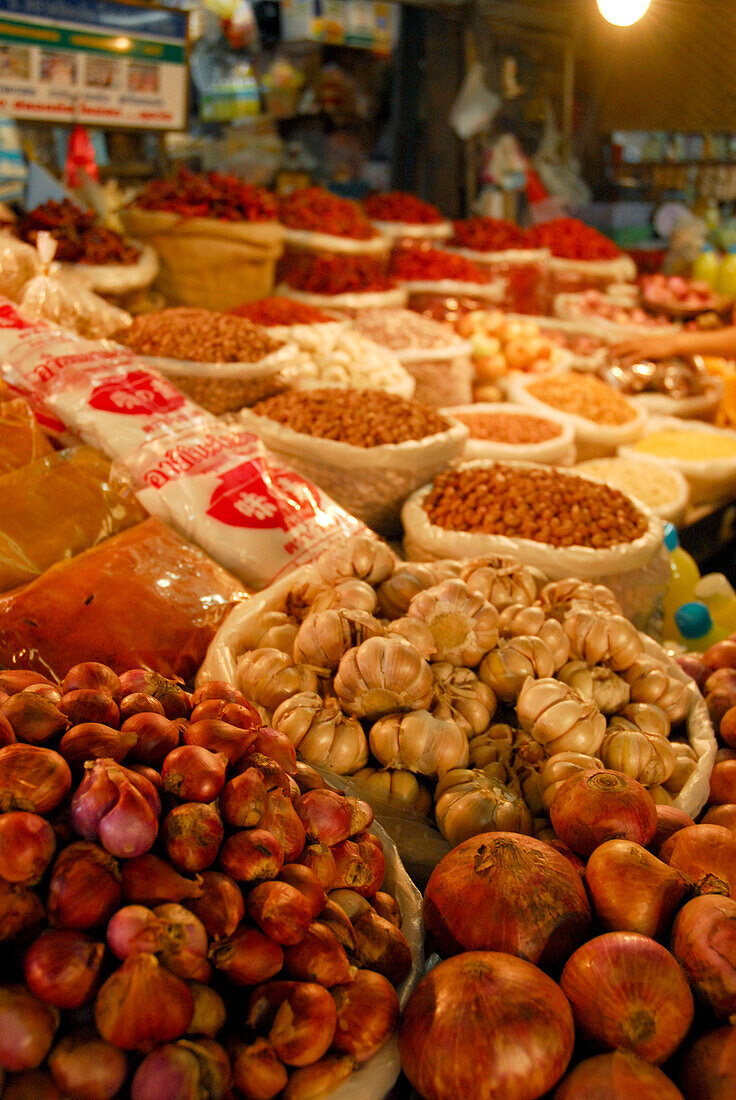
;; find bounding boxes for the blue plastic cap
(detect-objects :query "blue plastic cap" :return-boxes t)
[675,601,713,640]
[664,522,679,551]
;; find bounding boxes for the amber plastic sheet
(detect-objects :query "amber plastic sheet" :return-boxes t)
[0,517,246,682]
[0,396,54,476]
[0,446,146,592]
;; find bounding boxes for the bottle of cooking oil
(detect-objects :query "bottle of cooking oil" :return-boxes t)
[674,602,728,652]
[661,524,701,641]
[693,244,721,290]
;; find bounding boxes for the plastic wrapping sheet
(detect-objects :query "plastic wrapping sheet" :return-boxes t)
[0,233,39,301]
[0,300,211,459]
[0,446,146,591]
[19,267,131,340]
[0,517,246,681]
[59,242,159,295]
[238,407,468,540]
[0,396,54,475]
[115,424,370,591]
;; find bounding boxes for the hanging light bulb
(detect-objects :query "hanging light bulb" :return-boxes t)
[597,0,652,26]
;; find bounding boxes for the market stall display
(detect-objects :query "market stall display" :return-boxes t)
[555,288,682,329]
[621,417,736,506]
[446,218,550,314]
[364,192,452,242]
[602,356,724,421]
[446,403,576,464]
[575,456,690,525]
[641,273,732,320]
[455,309,571,385]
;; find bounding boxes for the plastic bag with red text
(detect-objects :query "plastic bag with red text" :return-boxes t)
[114,422,371,591]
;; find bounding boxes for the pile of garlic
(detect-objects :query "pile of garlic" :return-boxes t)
[234,537,697,849]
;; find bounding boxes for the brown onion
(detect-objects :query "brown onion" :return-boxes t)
[314,899,357,954]
[332,837,385,897]
[678,1025,736,1099]
[190,680,250,708]
[219,828,283,883]
[185,870,244,940]
[0,880,44,941]
[209,925,283,985]
[711,760,736,806]
[154,903,211,982]
[183,719,257,764]
[247,880,313,945]
[119,670,189,719]
[560,931,694,1063]
[233,752,291,794]
[219,768,269,828]
[0,811,55,884]
[277,864,327,920]
[59,723,137,766]
[351,908,412,984]
[188,982,226,1037]
[654,805,695,852]
[0,986,58,1071]
[553,1049,685,1099]
[0,692,69,744]
[296,790,353,847]
[94,951,193,1051]
[332,969,399,1063]
[121,853,202,906]
[47,842,121,929]
[297,842,338,890]
[162,745,228,803]
[258,982,337,1067]
[58,690,119,730]
[119,693,166,720]
[550,770,658,856]
[660,824,736,896]
[63,663,122,703]
[123,713,180,766]
[400,951,574,1100]
[24,929,104,1008]
[130,1039,229,1100]
[48,1031,127,1100]
[0,710,14,746]
[704,640,736,670]
[283,1057,354,1100]
[162,802,224,873]
[2,1070,60,1099]
[252,727,298,775]
[97,777,158,859]
[424,832,591,968]
[260,789,306,863]
[372,891,402,928]
[0,671,56,695]
[190,698,261,731]
[283,921,352,986]
[585,839,690,938]
[703,804,736,833]
[0,744,71,813]
[294,761,329,794]
[230,1037,288,1100]
[672,894,736,1018]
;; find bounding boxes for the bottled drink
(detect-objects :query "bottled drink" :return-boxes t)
[661,523,700,641]
[696,573,736,636]
[693,245,721,290]
[674,602,728,652]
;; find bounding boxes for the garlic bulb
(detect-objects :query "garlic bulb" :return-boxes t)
[648,785,673,806]
[563,609,644,671]
[511,730,547,772]
[467,724,515,770]
[350,767,433,816]
[613,702,672,740]
[557,661,631,716]
[271,692,368,775]
[293,609,384,673]
[236,648,319,710]
[237,610,299,656]
[663,742,698,795]
[539,752,605,811]
[621,656,692,725]
[600,728,676,787]
[460,557,542,611]
[369,710,469,777]
[334,637,434,719]
[540,620,572,672]
[385,618,437,661]
[498,604,545,638]
[310,578,379,617]
[434,768,533,847]
[283,573,334,621]
[479,636,555,702]
[537,579,623,620]
[517,677,607,757]
[431,663,497,737]
[314,536,395,587]
[377,561,461,619]
[406,579,499,667]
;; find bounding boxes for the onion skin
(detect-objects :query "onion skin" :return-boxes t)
[59,723,138,767]
[122,713,180,767]
[678,1025,736,1100]
[183,719,258,765]
[94,951,193,1051]
[130,1039,229,1100]
[283,921,352,986]
[351,908,412,984]
[0,744,72,814]
[705,640,736,671]
[23,929,104,1008]
[282,1056,355,1100]
[247,880,313,945]
[252,727,298,775]
[560,931,694,1064]
[277,865,327,920]
[261,790,307,864]
[230,1037,288,1100]
[553,1050,685,1099]
[0,880,44,941]
[296,843,338,891]
[294,761,329,794]
[154,903,211,982]
[63,663,122,703]
[332,969,399,1063]
[671,894,736,1019]
[703,805,736,834]
[266,982,337,1067]
[654,806,696,853]
[209,926,283,986]
[162,746,228,803]
[190,680,250,708]
[331,837,385,897]
[0,671,56,696]
[0,711,14,746]
[219,828,284,883]
[121,853,203,907]
[0,986,59,1071]
[48,1031,128,1100]
[47,842,122,930]
[162,802,224,873]
[424,832,591,969]
[399,951,574,1100]
[660,825,736,896]
[188,982,227,1037]
[2,1070,61,1099]
[550,770,658,857]
[0,692,69,744]
[585,840,690,939]
[234,752,292,795]
[59,690,119,730]
[119,693,166,720]
[710,760,736,806]
[297,790,354,847]
[190,698,261,732]
[0,811,55,884]
[97,778,158,859]
[185,871,244,940]
[220,768,269,828]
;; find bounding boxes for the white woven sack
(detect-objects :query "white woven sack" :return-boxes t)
[277,284,408,311]
[283,226,391,255]
[371,219,452,241]
[620,416,736,505]
[63,241,159,294]
[444,403,576,465]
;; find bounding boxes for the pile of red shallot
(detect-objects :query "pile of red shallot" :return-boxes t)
[0,663,412,1100]
[401,751,736,1100]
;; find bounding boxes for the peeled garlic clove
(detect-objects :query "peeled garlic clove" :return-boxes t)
[237,650,319,711]
[369,710,469,778]
[310,579,378,617]
[539,751,605,811]
[377,561,461,619]
[293,611,383,674]
[334,638,433,720]
[431,663,497,737]
[406,579,499,667]
[314,536,395,587]
[557,661,631,716]
[385,618,437,661]
[479,636,555,702]
[238,610,299,656]
[460,557,542,611]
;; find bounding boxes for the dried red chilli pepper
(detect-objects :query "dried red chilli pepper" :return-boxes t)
[279,253,396,295]
[364,192,445,225]
[450,217,526,252]
[389,243,494,284]
[228,297,335,326]
[278,187,376,240]
[524,218,621,260]
[132,167,277,223]
[16,200,140,265]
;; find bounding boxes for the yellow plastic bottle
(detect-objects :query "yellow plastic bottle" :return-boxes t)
[696,573,736,637]
[674,602,728,652]
[720,247,736,298]
[693,245,721,291]
[661,524,701,641]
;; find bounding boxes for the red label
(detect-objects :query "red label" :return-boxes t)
[0,302,34,329]
[88,370,186,417]
[205,460,318,531]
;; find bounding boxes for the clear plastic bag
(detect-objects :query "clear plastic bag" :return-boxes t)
[0,233,39,301]
[0,395,54,475]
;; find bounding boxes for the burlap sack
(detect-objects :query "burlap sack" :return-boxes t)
[120,208,284,311]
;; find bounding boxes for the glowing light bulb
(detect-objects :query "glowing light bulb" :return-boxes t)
[597,0,652,26]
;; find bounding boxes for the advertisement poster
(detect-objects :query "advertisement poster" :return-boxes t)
[0,0,188,129]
